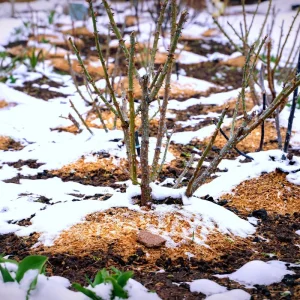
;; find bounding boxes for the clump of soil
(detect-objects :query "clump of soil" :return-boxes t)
[0,136,23,151]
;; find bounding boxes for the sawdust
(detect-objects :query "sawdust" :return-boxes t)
[114,77,217,99]
[7,45,68,59]
[0,100,8,109]
[42,207,250,263]
[221,170,300,215]
[50,57,114,78]
[53,109,159,134]
[51,156,129,179]
[61,27,93,37]
[0,136,23,151]
[203,119,286,153]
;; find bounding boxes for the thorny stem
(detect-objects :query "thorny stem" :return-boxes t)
[213,18,242,53]
[149,0,169,77]
[69,38,117,115]
[88,0,127,126]
[156,128,174,176]
[173,153,195,189]
[128,32,138,184]
[102,0,140,80]
[93,100,108,133]
[140,75,151,205]
[283,23,300,70]
[219,128,253,160]
[272,7,300,76]
[186,75,300,197]
[186,107,228,197]
[67,54,91,105]
[149,10,188,102]
[150,0,178,181]
[149,65,163,90]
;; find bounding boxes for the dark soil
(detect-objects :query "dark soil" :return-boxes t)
[1,213,299,299]
[186,39,234,57]
[182,62,243,90]
[15,76,67,101]
[4,159,44,169]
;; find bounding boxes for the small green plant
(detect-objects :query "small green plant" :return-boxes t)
[48,10,56,25]
[8,74,17,84]
[26,49,44,71]
[0,254,48,300]
[73,267,133,300]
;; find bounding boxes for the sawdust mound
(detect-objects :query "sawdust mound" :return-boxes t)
[0,100,8,109]
[51,157,129,181]
[0,136,23,151]
[42,208,250,263]
[204,119,286,153]
[221,170,300,215]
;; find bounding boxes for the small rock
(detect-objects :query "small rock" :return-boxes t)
[253,236,261,243]
[282,274,298,286]
[252,209,268,220]
[137,230,166,248]
[218,199,228,206]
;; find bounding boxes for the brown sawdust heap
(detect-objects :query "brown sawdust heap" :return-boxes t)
[114,77,217,99]
[204,119,286,153]
[54,110,159,134]
[51,157,128,179]
[0,100,8,109]
[0,136,23,151]
[221,170,300,215]
[0,100,17,109]
[42,207,249,263]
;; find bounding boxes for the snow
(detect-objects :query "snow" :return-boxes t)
[215,260,294,287]
[205,289,251,300]
[0,269,161,300]
[189,279,227,296]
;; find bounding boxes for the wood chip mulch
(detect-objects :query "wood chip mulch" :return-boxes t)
[221,170,300,215]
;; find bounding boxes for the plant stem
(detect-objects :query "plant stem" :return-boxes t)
[140,75,151,205]
[128,32,138,184]
[284,51,300,152]
[69,100,93,135]
[186,107,228,197]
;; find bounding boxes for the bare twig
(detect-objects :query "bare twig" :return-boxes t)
[69,100,93,135]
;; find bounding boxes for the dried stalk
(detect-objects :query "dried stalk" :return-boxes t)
[149,0,169,77]
[67,54,91,105]
[69,100,93,135]
[69,38,117,115]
